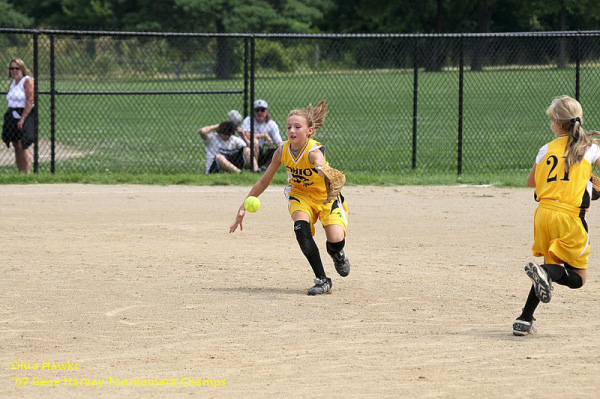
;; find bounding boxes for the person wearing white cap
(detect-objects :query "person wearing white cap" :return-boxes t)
[240,99,282,171]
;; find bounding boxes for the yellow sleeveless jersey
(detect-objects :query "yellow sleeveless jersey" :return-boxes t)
[280,138,327,201]
[534,136,599,211]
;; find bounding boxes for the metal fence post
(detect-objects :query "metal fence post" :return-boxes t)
[576,33,581,101]
[244,37,249,119]
[457,35,464,175]
[250,35,256,172]
[50,34,56,174]
[412,38,418,170]
[33,31,39,173]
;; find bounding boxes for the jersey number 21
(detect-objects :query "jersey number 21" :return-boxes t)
[546,155,570,182]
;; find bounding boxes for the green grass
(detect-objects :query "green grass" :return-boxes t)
[2,64,598,184]
[0,169,529,187]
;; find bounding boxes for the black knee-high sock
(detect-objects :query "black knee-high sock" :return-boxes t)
[542,264,583,289]
[519,285,540,322]
[326,239,345,256]
[294,220,326,279]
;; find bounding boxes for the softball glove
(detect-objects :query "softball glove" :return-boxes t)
[592,173,600,201]
[317,165,346,204]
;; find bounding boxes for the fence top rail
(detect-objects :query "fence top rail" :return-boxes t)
[0,28,250,38]
[37,90,243,95]
[2,28,600,39]
[252,30,600,39]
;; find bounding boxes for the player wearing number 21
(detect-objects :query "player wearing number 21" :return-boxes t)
[229,100,351,295]
[513,95,600,336]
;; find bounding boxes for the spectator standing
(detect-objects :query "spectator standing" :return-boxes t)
[2,58,34,173]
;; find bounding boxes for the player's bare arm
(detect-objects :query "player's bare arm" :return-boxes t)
[527,163,536,187]
[229,149,282,233]
[308,148,326,170]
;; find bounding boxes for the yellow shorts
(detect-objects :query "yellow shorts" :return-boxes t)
[532,206,589,269]
[286,190,348,236]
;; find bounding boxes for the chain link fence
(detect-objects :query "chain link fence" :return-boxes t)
[2,29,600,175]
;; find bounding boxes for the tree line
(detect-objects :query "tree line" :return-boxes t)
[2,0,600,34]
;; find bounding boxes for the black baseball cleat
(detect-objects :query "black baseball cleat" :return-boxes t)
[512,317,537,336]
[330,250,351,277]
[525,262,553,303]
[307,277,332,295]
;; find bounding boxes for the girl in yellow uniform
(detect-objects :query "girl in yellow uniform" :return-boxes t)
[230,100,350,295]
[513,95,600,336]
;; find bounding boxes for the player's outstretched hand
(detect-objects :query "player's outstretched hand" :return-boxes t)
[229,205,246,233]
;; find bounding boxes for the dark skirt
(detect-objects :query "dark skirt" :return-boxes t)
[2,108,34,149]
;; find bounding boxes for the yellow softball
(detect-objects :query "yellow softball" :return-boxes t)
[244,196,260,213]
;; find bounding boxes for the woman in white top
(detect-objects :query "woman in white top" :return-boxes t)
[2,58,35,173]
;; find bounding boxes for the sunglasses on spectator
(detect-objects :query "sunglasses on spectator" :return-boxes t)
[255,107,267,112]
[9,67,20,70]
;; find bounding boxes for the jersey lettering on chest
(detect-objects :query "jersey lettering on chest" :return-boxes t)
[286,165,318,187]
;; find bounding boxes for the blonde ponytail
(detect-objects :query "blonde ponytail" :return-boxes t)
[288,100,329,137]
[546,95,598,172]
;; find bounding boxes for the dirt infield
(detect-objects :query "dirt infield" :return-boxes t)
[1,184,599,398]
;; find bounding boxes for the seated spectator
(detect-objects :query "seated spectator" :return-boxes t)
[198,121,257,174]
[240,99,282,171]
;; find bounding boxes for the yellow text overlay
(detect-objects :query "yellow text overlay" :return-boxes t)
[11,377,226,389]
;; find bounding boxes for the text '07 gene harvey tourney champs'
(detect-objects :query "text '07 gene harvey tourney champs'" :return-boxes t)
[10,361,226,390]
